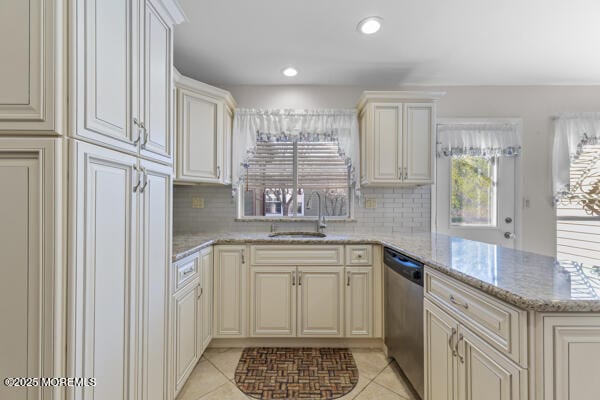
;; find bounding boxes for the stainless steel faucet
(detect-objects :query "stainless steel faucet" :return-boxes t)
[306,191,327,233]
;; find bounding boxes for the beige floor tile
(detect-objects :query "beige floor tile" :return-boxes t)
[176,359,229,400]
[373,363,416,399]
[198,381,248,400]
[354,382,409,400]
[204,348,243,379]
[336,374,372,400]
[351,349,391,380]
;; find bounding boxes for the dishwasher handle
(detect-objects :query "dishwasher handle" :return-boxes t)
[384,248,424,286]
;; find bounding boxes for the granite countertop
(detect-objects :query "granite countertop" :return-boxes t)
[172,232,600,312]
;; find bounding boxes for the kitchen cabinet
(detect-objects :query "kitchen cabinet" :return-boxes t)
[174,72,236,184]
[345,267,373,337]
[174,280,199,394]
[0,138,59,400]
[297,266,345,337]
[357,91,442,186]
[70,141,174,400]
[250,267,297,337]
[73,0,182,163]
[214,245,247,337]
[199,247,214,352]
[0,0,63,133]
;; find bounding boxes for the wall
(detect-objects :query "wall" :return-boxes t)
[173,85,600,256]
[174,185,431,235]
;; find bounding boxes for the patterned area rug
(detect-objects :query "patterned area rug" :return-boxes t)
[235,347,359,399]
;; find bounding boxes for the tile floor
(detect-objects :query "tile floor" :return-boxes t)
[176,348,420,400]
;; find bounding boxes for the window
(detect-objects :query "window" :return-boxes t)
[556,143,600,267]
[240,139,352,219]
[450,156,498,226]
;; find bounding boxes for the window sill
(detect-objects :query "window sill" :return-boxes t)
[234,217,356,223]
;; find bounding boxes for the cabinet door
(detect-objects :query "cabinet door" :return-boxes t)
[372,104,402,182]
[74,0,138,153]
[71,141,139,400]
[214,246,247,337]
[250,267,297,337]
[345,267,373,337]
[174,283,199,393]
[0,0,60,132]
[200,248,214,352]
[542,316,600,400]
[424,299,458,400]
[176,89,223,182]
[457,326,525,400]
[0,139,57,400]
[139,160,172,400]
[403,103,434,183]
[140,0,173,164]
[297,266,344,337]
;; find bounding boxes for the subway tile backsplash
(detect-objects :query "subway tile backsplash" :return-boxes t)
[173,185,431,235]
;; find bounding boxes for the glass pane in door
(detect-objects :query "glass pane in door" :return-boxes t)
[450,156,497,226]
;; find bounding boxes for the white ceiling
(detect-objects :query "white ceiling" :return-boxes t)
[173,0,600,86]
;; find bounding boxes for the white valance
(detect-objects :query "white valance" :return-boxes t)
[437,122,521,158]
[552,113,600,202]
[232,108,360,194]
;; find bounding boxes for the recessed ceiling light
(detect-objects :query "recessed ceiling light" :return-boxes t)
[282,67,299,77]
[357,16,383,35]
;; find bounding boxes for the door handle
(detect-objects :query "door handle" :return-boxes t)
[241,249,245,264]
[292,271,296,286]
[456,334,465,363]
[346,272,351,286]
[298,272,302,286]
[449,328,457,356]
[133,165,141,192]
[217,166,221,179]
[139,167,148,193]
[133,118,142,145]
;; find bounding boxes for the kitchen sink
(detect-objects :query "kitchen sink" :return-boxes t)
[268,231,327,238]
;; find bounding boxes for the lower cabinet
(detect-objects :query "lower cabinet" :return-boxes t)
[248,264,372,338]
[298,266,345,337]
[199,247,214,351]
[424,298,526,400]
[214,245,247,337]
[174,279,199,394]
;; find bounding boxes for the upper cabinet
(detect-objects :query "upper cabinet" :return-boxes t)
[357,91,443,186]
[72,0,184,163]
[174,72,236,184]
[0,0,64,134]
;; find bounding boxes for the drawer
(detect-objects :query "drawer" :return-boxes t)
[346,245,373,265]
[173,253,200,292]
[424,268,527,365]
[250,245,344,266]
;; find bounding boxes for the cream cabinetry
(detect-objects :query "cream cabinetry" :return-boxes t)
[214,245,247,337]
[250,267,297,337]
[357,92,442,186]
[424,268,528,400]
[0,0,63,133]
[538,315,600,400]
[298,267,345,337]
[174,72,236,184]
[174,278,199,393]
[72,0,182,163]
[345,267,373,337]
[70,141,173,400]
[0,138,60,400]
[199,248,214,351]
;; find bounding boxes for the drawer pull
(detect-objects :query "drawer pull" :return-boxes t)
[181,268,194,277]
[449,328,457,356]
[450,295,469,309]
[357,253,363,259]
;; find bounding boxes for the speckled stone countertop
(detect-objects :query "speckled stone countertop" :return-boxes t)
[172,232,600,312]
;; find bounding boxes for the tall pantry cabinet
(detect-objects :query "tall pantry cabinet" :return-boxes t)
[0,1,185,400]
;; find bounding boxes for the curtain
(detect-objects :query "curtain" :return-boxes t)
[232,108,360,195]
[552,113,600,202]
[437,122,521,158]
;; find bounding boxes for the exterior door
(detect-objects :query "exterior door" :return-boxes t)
[372,104,402,182]
[139,159,172,400]
[436,152,517,248]
[71,141,138,400]
[457,326,525,400]
[297,267,344,337]
[250,267,297,337]
[214,246,247,337]
[345,267,373,337]
[140,0,173,163]
[424,299,458,400]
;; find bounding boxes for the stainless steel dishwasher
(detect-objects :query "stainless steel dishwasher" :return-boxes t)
[384,247,424,399]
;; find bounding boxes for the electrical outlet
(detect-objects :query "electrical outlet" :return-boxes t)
[192,197,205,209]
[365,198,377,209]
